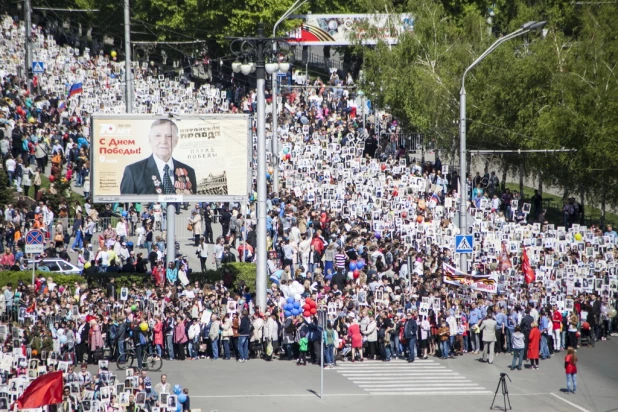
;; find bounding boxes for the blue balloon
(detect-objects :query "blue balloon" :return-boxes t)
[266,173,271,179]
[269,275,280,285]
[59,335,67,344]
[283,303,290,310]
[173,385,182,395]
[287,297,295,304]
[284,310,293,317]
[176,403,182,412]
[349,262,357,271]
[178,394,187,404]
[293,302,300,309]
[357,261,365,270]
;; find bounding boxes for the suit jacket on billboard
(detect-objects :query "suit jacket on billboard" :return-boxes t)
[120,155,197,195]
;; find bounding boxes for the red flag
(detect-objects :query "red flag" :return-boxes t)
[522,247,535,284]
[26,300,36,313]
[14,371,63,409]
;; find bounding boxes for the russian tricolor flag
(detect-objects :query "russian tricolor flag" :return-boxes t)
[67,82,83,98]
[58,101,66,112]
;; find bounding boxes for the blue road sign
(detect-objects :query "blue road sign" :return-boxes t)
[455,235,473,254]
[26,230,44,245]
[26,229,45,254]
[32,62,45,74]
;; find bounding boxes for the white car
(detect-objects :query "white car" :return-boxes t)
[30,258,83,275]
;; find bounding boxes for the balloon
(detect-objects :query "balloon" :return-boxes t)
[287,297,295,304]
[310,300,317,308]
[59,335,67,344]
[293,302,300,309]
[574,233,583,241]
[178,394,187,404]
[353,269,360,279]
[310,308,317,315]
[303,310,311,317]
[356,261,365,270]
[283,147,290,154]
[284,310,292,317]
[176,403,182,412]
[294,294,301,301]
[374,232,381,239]
[402,211,408,218]
[292,280,300,287]
[140,322,149,332]
[381,164,387,171]
[111,50,117,58]
[48,175,55,182]
[266,173,271,179]
[609,308,617,318]
[392,190,398,197]
[286,153,291,160]
[173,385,182,395]
[416,215,424,223]
[303,304,310,311]
[582,322,590,330]
[268,167,274,174]
[31,349,38,356]
[131,304,137,312]
[349,262,357,271]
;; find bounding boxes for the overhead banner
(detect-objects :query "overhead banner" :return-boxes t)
[288,14,414,46]
[91,115,251,203]
[442,262,498,294]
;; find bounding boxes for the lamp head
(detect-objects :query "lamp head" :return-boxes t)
[232,61,242,73]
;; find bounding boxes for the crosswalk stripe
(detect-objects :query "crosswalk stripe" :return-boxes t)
[367,390,493,395]
[335,358,487,395]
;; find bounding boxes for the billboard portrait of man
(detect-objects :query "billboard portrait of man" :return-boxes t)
[120,119,197,195]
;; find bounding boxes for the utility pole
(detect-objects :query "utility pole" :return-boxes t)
[24,0,32,93]
[124,0,133,114]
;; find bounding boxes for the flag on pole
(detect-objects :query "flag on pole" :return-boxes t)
[14,371,63,409]
[522,247,535,284]
[67,82,83,98]
[58,101,66,113]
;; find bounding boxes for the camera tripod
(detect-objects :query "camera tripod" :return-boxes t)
[490,373,512,411]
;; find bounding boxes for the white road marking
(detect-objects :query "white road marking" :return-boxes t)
[550,393,591,412]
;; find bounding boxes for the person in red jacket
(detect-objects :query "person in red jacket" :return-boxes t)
[552,306,563,352]
[527,322,541,370]
[565,347,578,394]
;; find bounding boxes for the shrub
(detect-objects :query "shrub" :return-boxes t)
[2,262,258,293]
[0,271,83,289]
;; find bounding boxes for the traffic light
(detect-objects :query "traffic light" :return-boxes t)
[28,68,33,79]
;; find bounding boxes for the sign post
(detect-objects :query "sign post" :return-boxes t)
[26,230,44,283]
[317,309,327,399]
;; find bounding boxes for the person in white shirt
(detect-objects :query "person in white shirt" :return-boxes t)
[5,155,16,186]
[115,218,128,241]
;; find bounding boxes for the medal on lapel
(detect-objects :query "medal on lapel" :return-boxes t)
[175,168,191,194]
[152,176,162,194]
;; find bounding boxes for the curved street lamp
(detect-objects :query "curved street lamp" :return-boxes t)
[458,20,547,271]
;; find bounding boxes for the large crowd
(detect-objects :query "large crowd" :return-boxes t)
[1,12,618,412]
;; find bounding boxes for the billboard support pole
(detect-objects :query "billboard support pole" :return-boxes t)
[255,26,268,314]
[166,203,175,266]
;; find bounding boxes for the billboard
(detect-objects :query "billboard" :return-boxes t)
[288,14,414,46]
[91,114,251,203]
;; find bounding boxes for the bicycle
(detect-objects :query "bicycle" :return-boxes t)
[116,340,163,371]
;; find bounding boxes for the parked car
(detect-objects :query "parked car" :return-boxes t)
[26,258,82,275]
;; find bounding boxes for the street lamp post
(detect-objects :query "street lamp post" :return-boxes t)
[229,24,290,312]
[459,21,546,272]
[271,0,310,193]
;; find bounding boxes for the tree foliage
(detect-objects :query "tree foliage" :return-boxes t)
[361,0,618,210]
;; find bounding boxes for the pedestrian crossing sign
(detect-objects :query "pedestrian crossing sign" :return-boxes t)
[455,235,473,254]
[32,62,45,74]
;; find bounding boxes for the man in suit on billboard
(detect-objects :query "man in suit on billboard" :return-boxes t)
[120,119,197,195]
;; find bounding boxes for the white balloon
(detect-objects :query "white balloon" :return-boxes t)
[292,280,300,287]
[294,293,301,301]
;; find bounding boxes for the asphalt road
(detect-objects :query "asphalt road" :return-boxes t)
[100,337,618,412]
